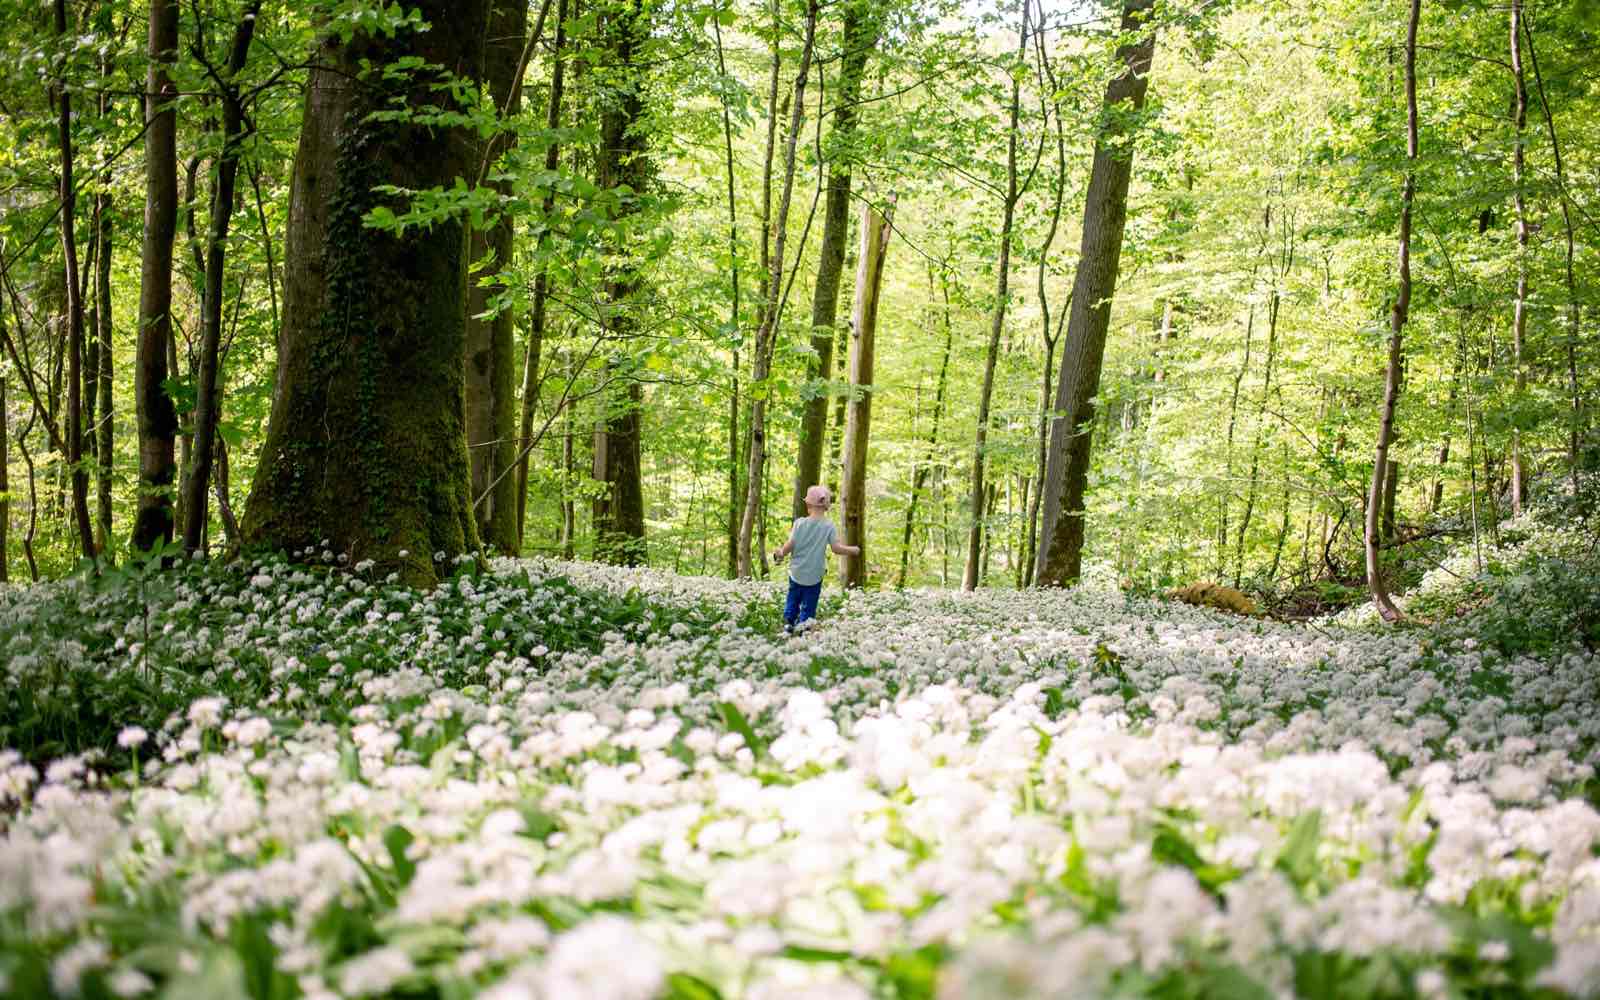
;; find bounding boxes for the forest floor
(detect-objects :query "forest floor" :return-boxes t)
[1,498,1599,998]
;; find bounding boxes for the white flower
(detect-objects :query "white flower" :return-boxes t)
[338,946,414,996]
[117,727,149,749]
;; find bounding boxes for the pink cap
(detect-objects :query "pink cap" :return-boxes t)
[804,485,831,507]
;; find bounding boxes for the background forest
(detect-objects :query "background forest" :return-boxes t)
[1,0,1596,603]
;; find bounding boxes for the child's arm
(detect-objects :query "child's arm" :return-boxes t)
[829,538,860,556]
[771,525,796,564]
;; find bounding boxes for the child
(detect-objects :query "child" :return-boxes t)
[771,485,859,633]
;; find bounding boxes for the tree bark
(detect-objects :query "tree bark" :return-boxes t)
[54,0,95,561]
[963,1,1031,591]
[1508,0,1528,515]
[709,0,742,577]
[515,0,570,549]
[94,184,114,553]
[241,0,490,587]
[134,0,180,554]
[1364,0,1419,623]
[840,199,892,588]
[737,0,819,577]
[182,0,262,555]
[792,0,880,517]
[591,0,653,565]
[468,0,530,555]
[1035,0,1157,587]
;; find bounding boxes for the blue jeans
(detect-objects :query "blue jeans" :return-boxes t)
[784,578,822,631]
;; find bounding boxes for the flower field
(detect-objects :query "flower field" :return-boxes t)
[3,533,1600,998]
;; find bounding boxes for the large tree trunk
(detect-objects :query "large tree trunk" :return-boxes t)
[242,1,490,587]
[840,199,892,588]
[516,0,570,548]
[182,1,262,555]
[792,0,880,517]
[963,2,1031,591]
[1034,0,1157,587]
[468,0,530,555]
[1508,0,1529,515]
[591,0,653,565]
[737,0,819,577]
[134,0,179,554]
[54,0,94,561]
[1364,0,1420,623]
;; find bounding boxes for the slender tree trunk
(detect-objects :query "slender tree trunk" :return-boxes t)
[242,0,490,587]
[515,0,570,549]
[134,0,179,554]
[1519,15,1582,487]
[1,375,8,582]
[898,264,955,589]
[466,0,530,554]
[1234,211,1294,585]
[738,0,819,577]
[1364,0,1420,623]
[793,0,880,516]
[94,187,114,553]
[183,1,261,555]
[1217,212,1271,577]
[1508,0,1529,515]
[213,436,240,546]
[1035,0,1157,587]
[1381,458,1400,544]
[1022,48,1070,588]
[709,0,743,576]
[1432,331,1464,512]
[963,3,1031,591]
[840,199,892,588]
[53,0,94,561]
[828,309,848,498]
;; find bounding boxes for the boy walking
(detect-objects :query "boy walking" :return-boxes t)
[771,485,859,632]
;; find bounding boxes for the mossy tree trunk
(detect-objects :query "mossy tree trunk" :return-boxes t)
[467,0,529,556]
[242,1,489,587]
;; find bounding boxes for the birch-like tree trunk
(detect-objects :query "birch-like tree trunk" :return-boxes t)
[840,199,892,588]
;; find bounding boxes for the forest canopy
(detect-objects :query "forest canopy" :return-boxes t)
[0,0,1596,602]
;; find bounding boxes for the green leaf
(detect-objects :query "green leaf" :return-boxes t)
[1275,810,1323,890]
[383,824,417,887]
[716,701,764,758]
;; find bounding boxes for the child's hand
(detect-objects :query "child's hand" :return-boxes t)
[771,548,784,563]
